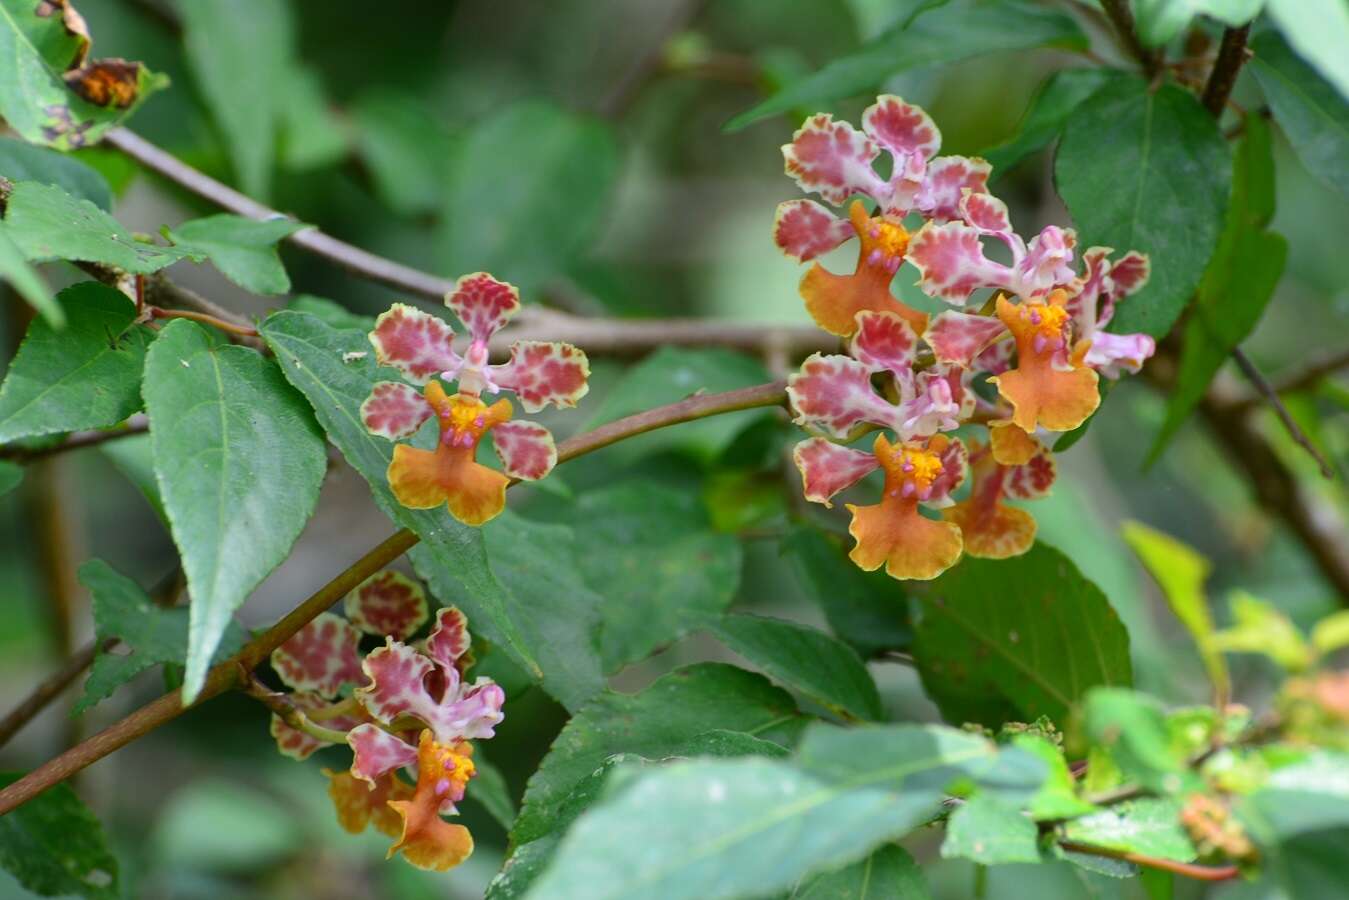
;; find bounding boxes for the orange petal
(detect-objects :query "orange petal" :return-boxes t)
[387,731,476,871]
[325,769,414,839]
[846,494,962,580]
[988,421,1039,466]
[991,296,1098,432]
[945,497,1036,559]
[387,443,509,525]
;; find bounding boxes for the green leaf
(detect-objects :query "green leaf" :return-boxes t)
[1119,521,1229,700]
[941,793,1042,865]
[711,613,883,721]
[277,65,348,172]
[286,294,374,331]
[179,0,294,199]
[1265,0,1349,103]
[0,136,112,209]
[1134,0,1264,48]
[439,101,618,294]
[4,180,198,273]
[466,750,516,832]
[0,221,57,327]
[74,559,247,714]
[782,525,911,658]
[142,320,325,702]
[1055,75,1231,337]
[1062,798,1197,862]
[1149,113,1287,458]
[99,432,164,521]
[353,90,454,217]
[1251,30,1349,198]
[0,772,118,898]
[912,543,1132,729]
[164,214,305,295]
[0,282,153,443]
[981,68,1118,175]
[0,0,166,151]
[1014,734,1097,821]
[726,0,1086,130]
[792,844,928,899]
[583,347,772,463]
[1211,590,1314,671]
[1310,610,1349,655]
[259,310,594,708]
[0,459,20,497]
[571,482,741,671]
[1082,688,1197,795]
[527,723,1041,900]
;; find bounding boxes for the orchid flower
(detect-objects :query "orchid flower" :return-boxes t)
[944,429,1057,559]
[1068,246,1156,378]
[361,272,590,525]
[772,96,991,336]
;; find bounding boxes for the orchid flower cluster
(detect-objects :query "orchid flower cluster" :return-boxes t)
[776,95,1155,581]
[266,570,505,872]
[360,272,591,526]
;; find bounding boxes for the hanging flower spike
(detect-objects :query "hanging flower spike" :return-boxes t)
[346,570,430,642]
[270,693,368,761]
[385,730,476,871]
[774,96,991,336]
[989,292,1100,433]
[846,433,966,581]
[270,612,365,699]
[907,190,1076,305]
[1068,247,1156,378]
[944,433,1056,559]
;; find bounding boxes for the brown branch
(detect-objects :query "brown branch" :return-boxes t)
[1201,24,1251,118]
[0,381,789,815]
[0,417,148,462]
[1058,841,1240,882]
[1232,346,1349,409]
[1099,0,1160,77]
[1230,347,1334,479]
[147,306,259,338]
[0,640,103,748]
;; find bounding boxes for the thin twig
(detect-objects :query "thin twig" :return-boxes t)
[1098,0,1160,77]
[1058,841,1240,881]
[1201,24,1251,118]
[0,381,789,814]
[147,306,259,338]
[1232,346,1349,409]
[0,417,148,462]
[1231,347,1334,479]
[0,640,104,748]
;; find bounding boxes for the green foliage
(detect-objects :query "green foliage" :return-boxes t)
[4,180,196,273]
[1150,114,1287,459]
[440,101,618,294]
[1238,752,1349,897]
[981,68,1117,175]
[0,772,118,898]
[163,214,306,295]
[727,0,1086,129]
[466,752,518,832]
[0,282,153,442]
[0,222,56,326]
[1250,30,1349,199]
[1264,0,1349,103]
[1133,0,1264,48]
[0,0,165,151]
[792,845,928,899]
[0,459,20,496]
[711,613,884,721]
[1212,590,1315,670]
[942,793,1042,864]
[0,137,112,209]
[352,91,454,218]
[1082,688,1199,795]
[75,559,248,713]
[1061,799,1197,862]
[782,525,912,658]
[913,544,1132,729]
[1056,75,1231,337]
[142,320,326,702]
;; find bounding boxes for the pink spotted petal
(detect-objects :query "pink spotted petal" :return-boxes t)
[271,714,326,761]
[896,370,963,440]
[1016,226,1077,297]
[974,339,1015,376]
[425,607,471,671]
[773,200,855,262]
[787,353,900,438]
[348,723,419,786]
[927,437,969,507]
[357,639,437,726]
[849,310,917,376]
[491,341,590,413]
[908,220,1013,304]
[1067,246,1112,331]
[1004,444,1057,500]
[915,156,992,222]
[1084,331,1156,379]
[782,113,889,206]
[1109,251,1150,297]
[369,304,462,386]
[346,571,430,641]
[271,613,365,698]
[958,190,1014,242]
[793,438,880,507]
[493,420,557,481]
[924,311,1009,367]
[436,677,506,742]
[446,272,521,344]
[863,94,941,162]
[361,381,434,441]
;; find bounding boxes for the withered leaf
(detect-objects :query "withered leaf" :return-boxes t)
[64,59,142,109]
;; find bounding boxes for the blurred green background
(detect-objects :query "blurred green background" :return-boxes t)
[0,0,1344,897]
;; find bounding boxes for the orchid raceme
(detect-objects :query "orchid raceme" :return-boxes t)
[780,95,1157,580]
[262,573,503,873]
[361,272,590,525]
